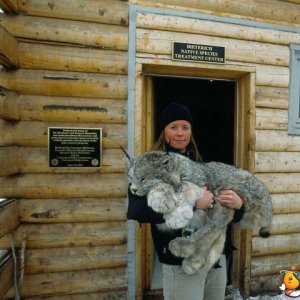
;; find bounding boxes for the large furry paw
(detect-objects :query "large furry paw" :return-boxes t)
[164,204,193,229]
[147,183,178,213]
[182,257,205,275]
[165,216,190,229]
[169,237,196,258]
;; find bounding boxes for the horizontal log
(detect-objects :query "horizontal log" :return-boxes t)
[18,43,127,74]
[136,28,290,67]
[136,13,300,46]
[252,233,300,256]
[4,268,126,298]
[138,54,284,87]
[255,86,288,109]
[249,273,282,294]
[255,64,289,88]
[255,152,300,173]
[0,24,18,67]
[0,0,18,13]
[251,252,300,276]
[137,0,300,25]
[0,120,126,148]
[0,14,128,49]
[271,193,300,214]
[253,213,300,236]
[256,130,300,152]
[0,222,127,249]
[0,255,13,299]
[25,245,127,274]
[0,200,19,238]
[0,69,127,99]
[255,108,287,130]
[17,0,128,26]
[0,173,127,199]
[282,0,300,3]
[0,92,126,123]
[24,291,127,300]
[256,173,300,194]
[140,55,255,79]
[19,198,126,223]
[0,147,127,176]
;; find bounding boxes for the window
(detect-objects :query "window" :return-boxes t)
[288,44,300,135]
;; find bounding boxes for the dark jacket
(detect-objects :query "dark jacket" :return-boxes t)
[126,150,244,265]
[127,189,184,264]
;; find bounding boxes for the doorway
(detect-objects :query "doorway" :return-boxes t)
[153,77,236,164]
[148,76,236,290]
[135,63,255,298]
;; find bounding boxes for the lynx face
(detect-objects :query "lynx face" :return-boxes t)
[127,151,181,196]
[127,153,165,196]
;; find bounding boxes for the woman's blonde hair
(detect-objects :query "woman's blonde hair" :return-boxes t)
[154,130,202,161]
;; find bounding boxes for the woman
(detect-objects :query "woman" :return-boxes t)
[127,102,243,300]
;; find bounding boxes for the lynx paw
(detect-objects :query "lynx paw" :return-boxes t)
[164,205,193,229]
[169,237,196,258]
[147,184,177,213]
[182,257,205,274]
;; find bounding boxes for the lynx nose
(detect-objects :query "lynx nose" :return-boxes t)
[129,183,138,195]
[130,187,138,195]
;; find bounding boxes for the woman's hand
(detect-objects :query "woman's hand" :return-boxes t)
[195,186,214,210]
[219,190,243,210]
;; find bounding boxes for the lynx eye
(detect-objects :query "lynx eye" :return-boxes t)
[162,161,169,167]
[140,177,147,183]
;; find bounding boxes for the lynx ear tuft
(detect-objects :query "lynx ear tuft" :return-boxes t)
[120,146,131,160]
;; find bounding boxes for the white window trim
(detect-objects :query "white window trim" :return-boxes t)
[288,44,300,135]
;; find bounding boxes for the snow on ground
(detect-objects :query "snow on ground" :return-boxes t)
[225,285,296,300]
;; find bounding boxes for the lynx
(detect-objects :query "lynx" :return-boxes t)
[127,150,273,274]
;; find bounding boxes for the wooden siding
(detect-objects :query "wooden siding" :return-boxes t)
[0,0,128,298]
[131,2,300,296]
[131,0,300,27]
[0,0,300,298]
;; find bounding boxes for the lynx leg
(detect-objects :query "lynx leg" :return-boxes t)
[181,256,205,275]
[164,204,193,229]
[195,232,226,270]
[169,236,196,258]
[168,210,226,258]
[181,231,226,274]
[147,183,178,213]
[192,225,225,255]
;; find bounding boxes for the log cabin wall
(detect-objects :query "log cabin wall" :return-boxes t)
[0,0,129,299]
[0,200,19,298]
[0,0,300,299]
[129,0,300,297]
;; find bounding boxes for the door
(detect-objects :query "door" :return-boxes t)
[135,62,255,298]
[150,76,236,290]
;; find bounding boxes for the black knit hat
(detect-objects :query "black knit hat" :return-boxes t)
[160,102,193,130]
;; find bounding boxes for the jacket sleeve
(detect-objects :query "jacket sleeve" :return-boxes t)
[232,204,245,223]
[127,189,164,224]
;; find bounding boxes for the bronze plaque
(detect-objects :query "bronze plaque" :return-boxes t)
[172,42,225,63]
[48,127,102,168]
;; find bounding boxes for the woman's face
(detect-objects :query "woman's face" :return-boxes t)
[164,120,192,152]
